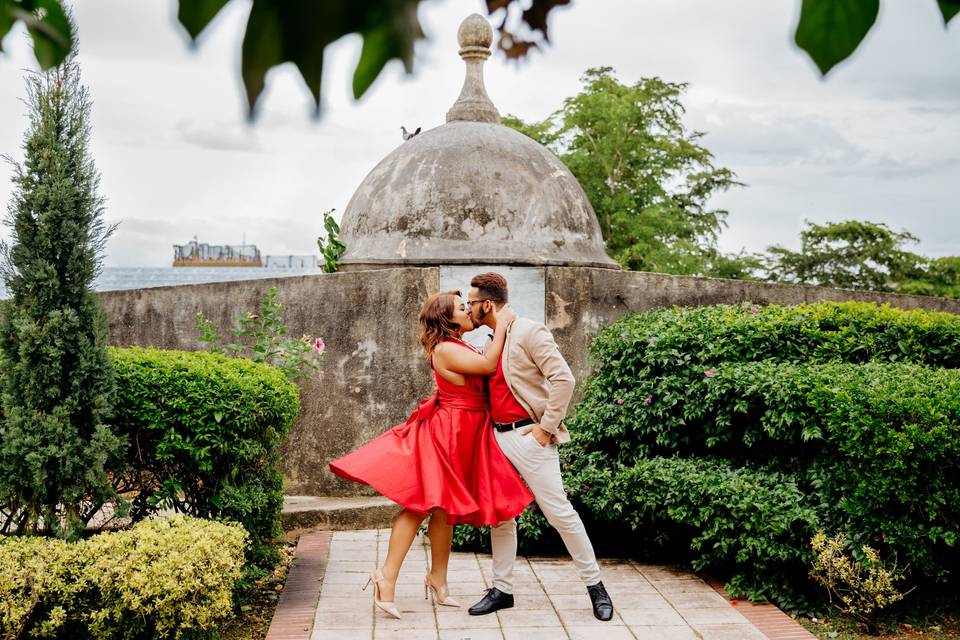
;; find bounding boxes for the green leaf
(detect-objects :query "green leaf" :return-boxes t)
[18,0,72,69]
[241,1,324,116]
[177,0,232,40]
[353,26,395,99]
[240,1,424,116]
[940,0,960,25]
[0,1,16,52]
[794,0,880,75]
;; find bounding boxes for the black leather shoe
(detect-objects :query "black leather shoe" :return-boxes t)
[587,581,614,621]
[468,587,514,615]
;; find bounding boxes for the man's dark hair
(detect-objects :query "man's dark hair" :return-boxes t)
[470,272,508,304]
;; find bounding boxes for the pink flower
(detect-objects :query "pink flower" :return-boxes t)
[750,306,758,314]
[704,369,716,377]
[645,395,653,404]
[313,337,325,355]
[648,337,656,345]
[616,398,624,405]
[582,484,590,492]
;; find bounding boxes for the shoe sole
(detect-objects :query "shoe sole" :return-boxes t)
[468,603,514,616]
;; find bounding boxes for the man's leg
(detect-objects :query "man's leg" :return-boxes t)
[510,434,602,587]
[490,518,517,593]
[488,429,527,594]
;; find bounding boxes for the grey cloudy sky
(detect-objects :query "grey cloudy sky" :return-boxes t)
[0,0,958,267]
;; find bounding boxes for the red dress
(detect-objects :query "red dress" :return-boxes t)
[329,339,534,526]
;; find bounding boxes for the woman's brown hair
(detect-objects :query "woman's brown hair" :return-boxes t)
[418,290,463,356]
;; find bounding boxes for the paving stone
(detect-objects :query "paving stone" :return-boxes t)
[566,625,635,640]
[437,608,502,629]
[629,627,699,640]
[315,596,373,613]
[496,609,563,628]
[311,628,372,640]
[677,606,750,626]
[439,629,504,640]
[313,610,379,629]
[695,624,769,640]
[618,607,687,626]
[501,628,568,640]
[373,627,439,639]
[661,591,729,608]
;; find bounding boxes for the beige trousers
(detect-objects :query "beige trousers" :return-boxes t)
[490,429,602,593]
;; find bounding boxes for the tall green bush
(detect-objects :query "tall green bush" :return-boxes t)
[0,42,123,539]
[475,301,960,610]
[573,301,960,463]
[109,347,299,568]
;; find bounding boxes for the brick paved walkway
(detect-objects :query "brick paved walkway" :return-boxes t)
[266,528,816,640]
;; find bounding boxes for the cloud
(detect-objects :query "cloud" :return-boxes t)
[176,118,262,153]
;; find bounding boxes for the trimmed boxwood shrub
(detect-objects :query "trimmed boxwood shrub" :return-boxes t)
[109,347,299,569]
[0,515,247,639]
[459,302,960,610]
[573,301,960,462]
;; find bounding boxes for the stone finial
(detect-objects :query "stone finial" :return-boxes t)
[446,14,501,124]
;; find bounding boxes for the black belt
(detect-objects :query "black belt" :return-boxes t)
[493,417,535,433]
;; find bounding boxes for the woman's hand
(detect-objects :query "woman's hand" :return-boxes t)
[496,304,517,325]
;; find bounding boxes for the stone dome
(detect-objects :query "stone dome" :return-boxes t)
[338,14,618,270]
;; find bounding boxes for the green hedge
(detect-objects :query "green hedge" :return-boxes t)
[462,302,960,610]
[0,515,247,639]
[573,301,960,463]
[110,347,300,568]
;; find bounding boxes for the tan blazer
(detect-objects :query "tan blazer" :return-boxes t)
[501,317,575,444]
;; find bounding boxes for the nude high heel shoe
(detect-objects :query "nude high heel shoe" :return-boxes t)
[363,569,401,619]
[424,573,461,608]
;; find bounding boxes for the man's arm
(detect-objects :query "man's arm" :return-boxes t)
[527,323,575,436]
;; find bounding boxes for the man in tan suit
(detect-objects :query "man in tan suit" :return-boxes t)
[465,272,613,621]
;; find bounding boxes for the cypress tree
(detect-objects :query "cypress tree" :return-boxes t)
[0,40,124,539]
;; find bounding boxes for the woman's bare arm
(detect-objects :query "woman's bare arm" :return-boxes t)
[433,306,516,377]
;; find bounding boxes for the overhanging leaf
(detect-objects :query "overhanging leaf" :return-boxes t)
[15,0,71,69]
[352,1,421,99]
[0,1,16,52]
[795,0,880,75]
[354,26,394,99]
[940,0,960,25]
[241,0,424,117]
[521,0,570,40]
[177,0,232,41]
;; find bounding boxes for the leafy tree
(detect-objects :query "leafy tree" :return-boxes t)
[2,0,957,117]
[898,256,960,299]
[0,41,124,539]
[505,67,741,275]
[764,220,924,291]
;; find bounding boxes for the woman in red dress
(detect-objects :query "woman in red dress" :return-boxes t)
[329,291,534,619]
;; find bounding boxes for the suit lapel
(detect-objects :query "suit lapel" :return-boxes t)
[503,319,522,398]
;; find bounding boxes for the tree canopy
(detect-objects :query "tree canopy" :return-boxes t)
[1,0,957,118]
[763,220,924,291]
[505,67,741,275]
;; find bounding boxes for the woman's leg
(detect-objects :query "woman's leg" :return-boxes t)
[426,509,453,588]
[379,508,428,601]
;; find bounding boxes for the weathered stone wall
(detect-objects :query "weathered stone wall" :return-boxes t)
[100,268,440,496]
[97,265,960,498]
[545,268,960,389]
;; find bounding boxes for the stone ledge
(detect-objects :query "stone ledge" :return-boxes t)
[281,495,399,532]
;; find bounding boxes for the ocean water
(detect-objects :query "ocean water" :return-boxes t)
[0,266,324,299]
